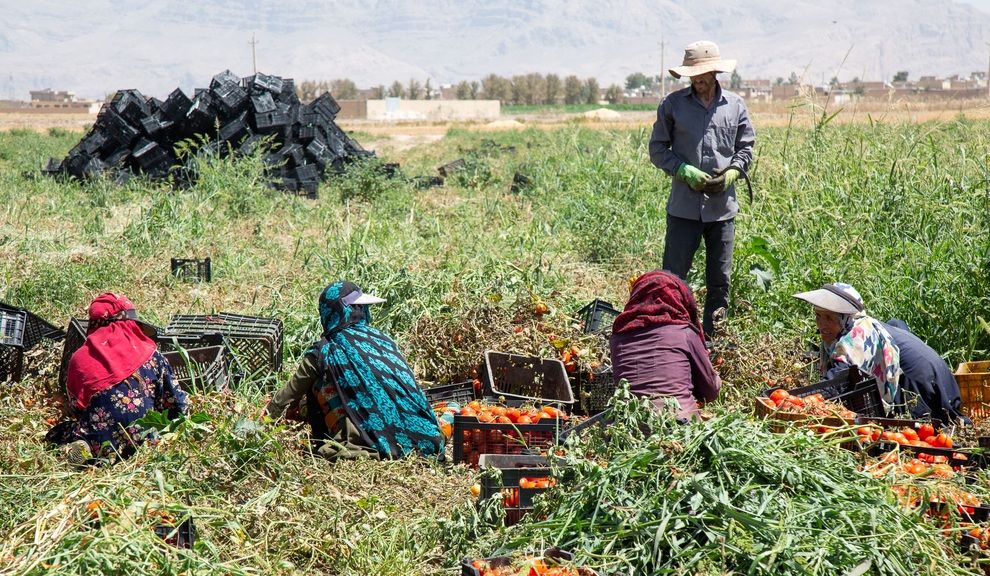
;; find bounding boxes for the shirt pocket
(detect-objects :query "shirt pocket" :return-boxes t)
[714,118,736,155]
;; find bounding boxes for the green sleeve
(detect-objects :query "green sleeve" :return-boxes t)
[266,353,320,418]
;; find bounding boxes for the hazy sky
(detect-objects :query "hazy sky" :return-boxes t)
[959,0,990,12]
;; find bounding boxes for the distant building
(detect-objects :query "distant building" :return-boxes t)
[29,89,76,102]
[27,88,100,113]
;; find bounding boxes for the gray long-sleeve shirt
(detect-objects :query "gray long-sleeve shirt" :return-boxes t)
[649,83,755,222]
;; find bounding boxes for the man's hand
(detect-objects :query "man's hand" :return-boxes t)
[702,167,740,194]
[676,163,710,191]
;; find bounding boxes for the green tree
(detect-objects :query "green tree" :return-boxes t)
[829,76,840,87]
[584,77,601,104]
[625,72,651,91]
[407,78,423,100]
[370,85,385,99]
[424,78,433,100]
[893,70,909,83]
[544,73,562,104]
[774,77,784,86]
[788,72,799,85]
[604,84,624,104]
[329,78,358,99]
[470,80,480,99]
[730,70,742,90]
[563,75,584,104]
[481,74,512,103]
[388,80,405,98]
[455,80,472,100]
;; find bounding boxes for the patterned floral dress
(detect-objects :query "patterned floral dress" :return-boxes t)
[53,351,188,459]
[823,312,902,410]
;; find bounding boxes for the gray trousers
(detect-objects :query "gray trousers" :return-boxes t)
[662,214,735,338]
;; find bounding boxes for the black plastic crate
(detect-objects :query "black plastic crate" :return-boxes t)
[250,72,284,95]
[762,366,883,418]
[1,304,63,384]
[572,365,615,415]
[308,92,341,121]
[57,318,87,393]
[854,416,943,433]
[452,414,562,468]
[412,175,444,189]
[251,92,277,114]
[577,298,621,335]
[0,308,27,383]
[160,88,192,122]
[164,313,283,375]
[865,441,986,470]
[154,516,196,549]
[163,345,241,392]
[170,257,212,283]
[438,159,466,178]
[462,548,597,576]
[423,380,479,406]
[478,454,554,525]
[110,89,151,125]
[483,350,575,408]
[0,302,64,349]
[218,111,250,144]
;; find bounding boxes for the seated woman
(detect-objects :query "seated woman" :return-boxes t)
[609,270,720,420]
[882,319,967,424]
[793,283,902,413]
[264,281,443,461]
[47,293,188,464]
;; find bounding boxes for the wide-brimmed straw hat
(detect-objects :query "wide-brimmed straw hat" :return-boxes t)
[793,283,865,315]
[669,40,737,79]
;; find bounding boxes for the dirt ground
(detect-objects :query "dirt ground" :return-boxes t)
[4,99,990,153]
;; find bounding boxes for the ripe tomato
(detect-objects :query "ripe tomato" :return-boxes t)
[496,416,512,424]
[936,433,953,449]
[516,415,533,425]
[478,412,495,423]
[519,478,536,489]
[470,483,481,497]
[918,423,935,439]
[901,427,919,442]
[534,302,549,315]
[506,408,521,422]
[769,389,789,404]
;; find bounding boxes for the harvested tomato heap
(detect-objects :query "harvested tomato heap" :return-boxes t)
[499,477,557,507]
[469,557,584,576]
[763,388,856,419]
[855,422,953,448]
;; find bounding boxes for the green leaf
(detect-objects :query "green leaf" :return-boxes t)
[750,265,774,291]
[135,410,170,432]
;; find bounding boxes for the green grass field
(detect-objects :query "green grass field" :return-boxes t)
[1,115,989,574]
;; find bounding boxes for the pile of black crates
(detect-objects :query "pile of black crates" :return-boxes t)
[45,70,372,198]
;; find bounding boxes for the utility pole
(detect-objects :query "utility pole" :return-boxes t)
[249,33,259,75]
[659,34,667,98]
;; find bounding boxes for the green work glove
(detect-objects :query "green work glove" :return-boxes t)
[675,163,710,191]
[722,167,740,189]
[701,167,741,194]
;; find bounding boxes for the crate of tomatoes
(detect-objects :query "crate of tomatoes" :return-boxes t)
[755,367,882,432]
[452,400,570,468]
[462,548,599,576]
[477,454,555,526]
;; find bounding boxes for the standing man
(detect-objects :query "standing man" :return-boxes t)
[649,40,755,340]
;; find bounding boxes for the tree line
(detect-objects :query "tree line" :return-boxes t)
[296,74,626,105]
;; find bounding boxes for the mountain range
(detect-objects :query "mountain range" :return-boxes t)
[1,0,989,100]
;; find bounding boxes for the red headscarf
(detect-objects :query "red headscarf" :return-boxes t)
[612,270,705,342]
[66,293,157,410]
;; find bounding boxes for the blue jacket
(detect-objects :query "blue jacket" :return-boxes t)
[884,320,968,424]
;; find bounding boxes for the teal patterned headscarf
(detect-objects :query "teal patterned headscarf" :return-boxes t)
[310,281,443,458]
